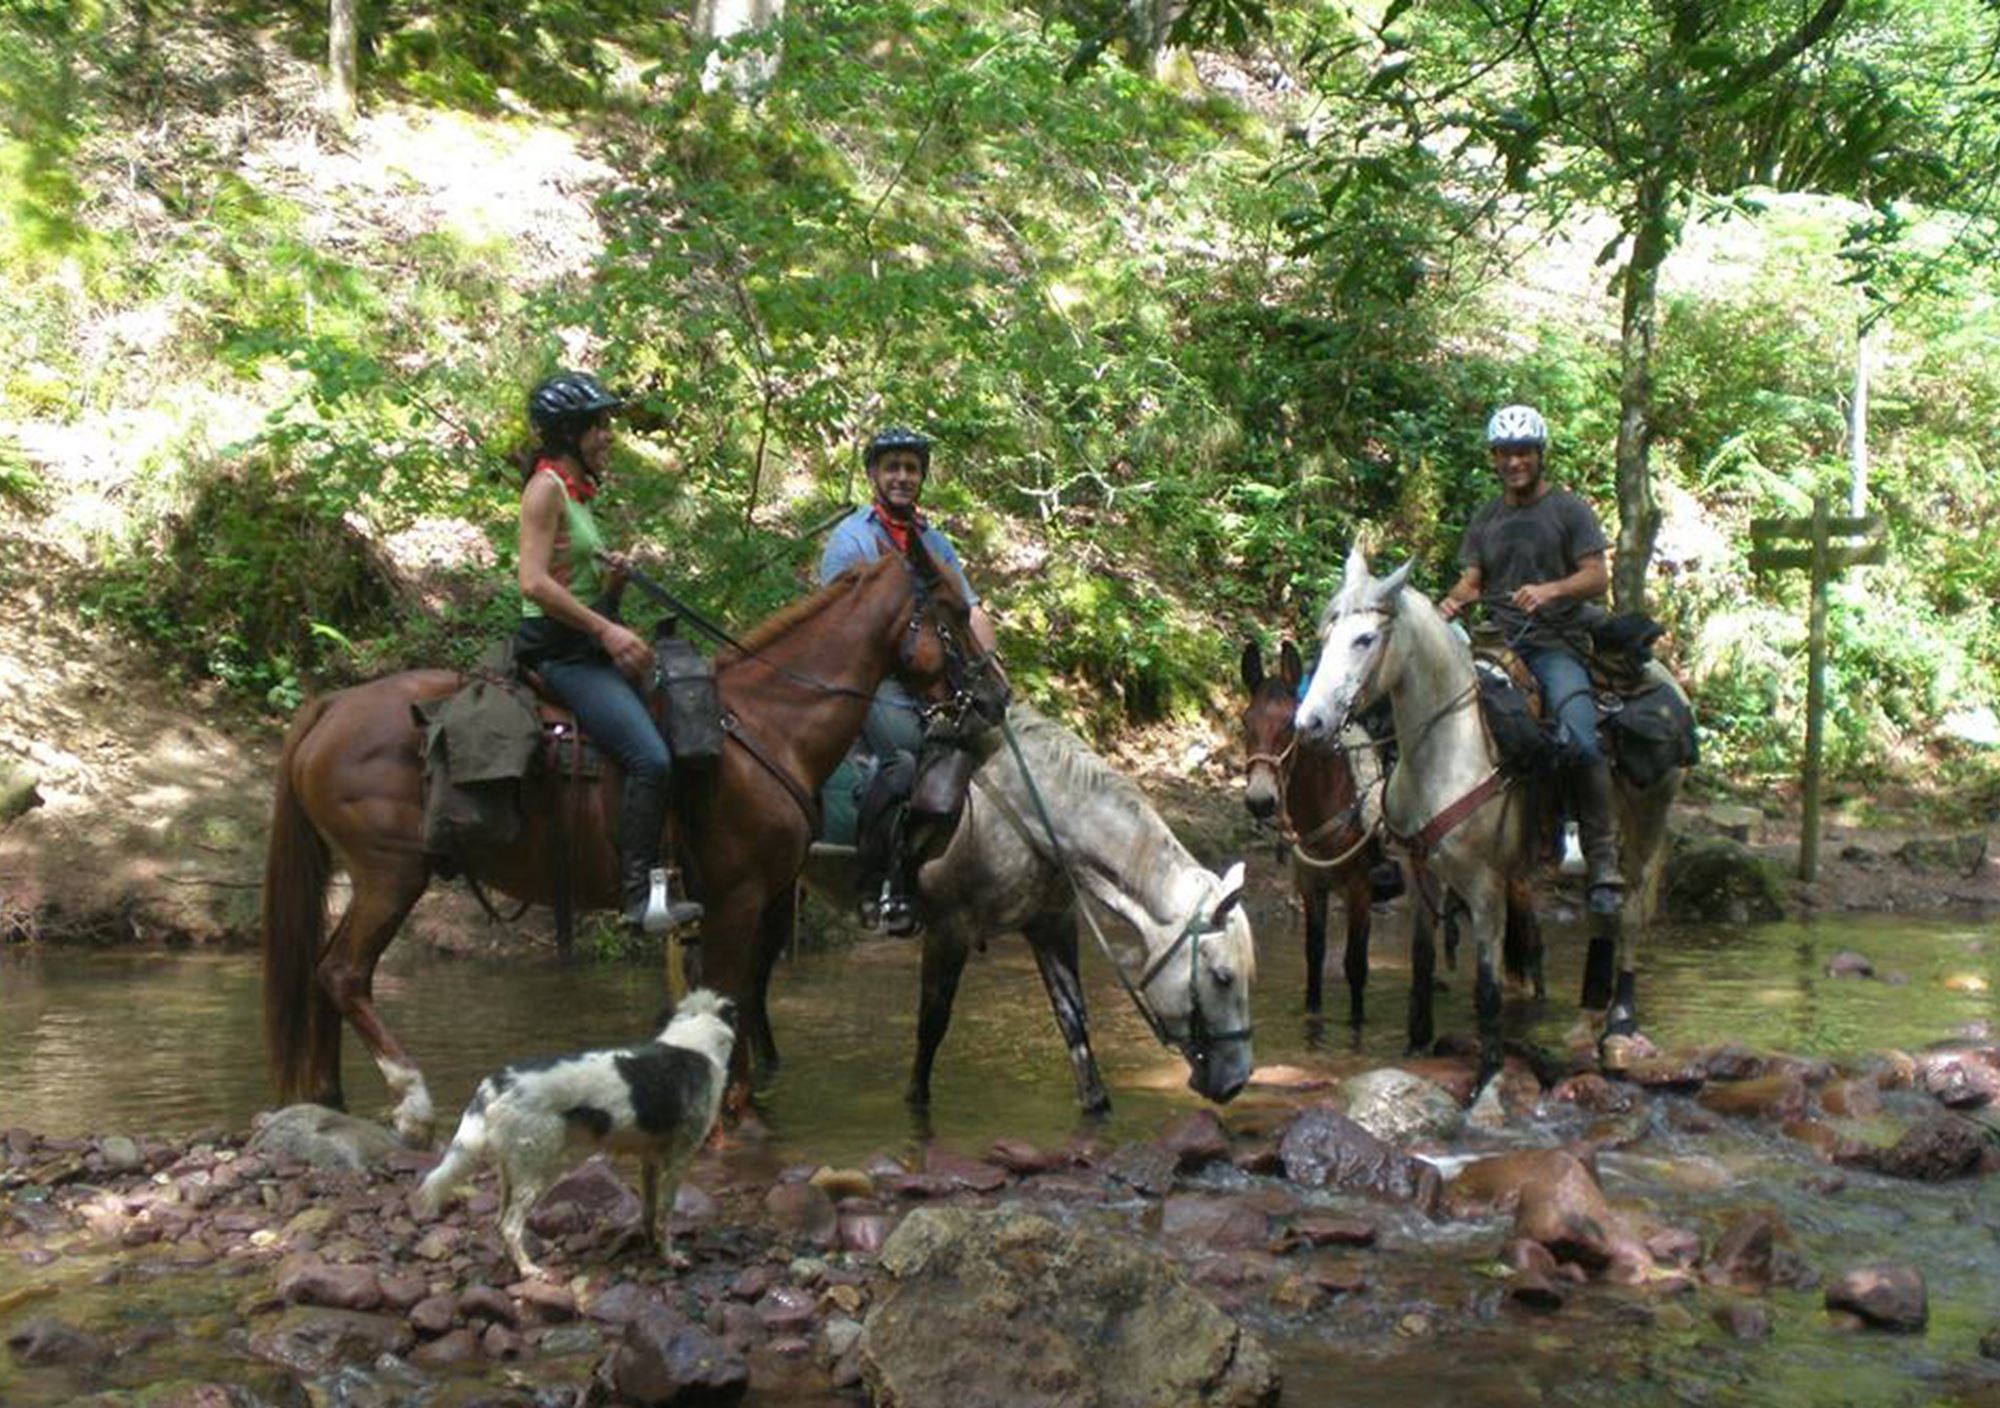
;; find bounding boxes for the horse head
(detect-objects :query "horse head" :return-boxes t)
[1238,639,1305,822]
[896,535,1011,736]
[1297,542,1411,747]
[1146,859,1256,1104]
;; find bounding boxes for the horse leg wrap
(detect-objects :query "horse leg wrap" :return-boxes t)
[1581,936,1616,1011]
[1604,969,1639,1037]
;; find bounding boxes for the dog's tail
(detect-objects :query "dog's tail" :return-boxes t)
[414,1096,490,1215]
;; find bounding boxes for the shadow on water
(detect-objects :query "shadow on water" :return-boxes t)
[4,903,2000,1406]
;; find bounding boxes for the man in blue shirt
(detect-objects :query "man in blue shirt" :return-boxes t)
[818,427,1000,932]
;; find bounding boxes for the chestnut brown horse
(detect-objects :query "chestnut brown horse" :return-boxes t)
[262,543,1006,1144]
[1240,637,1541,1053]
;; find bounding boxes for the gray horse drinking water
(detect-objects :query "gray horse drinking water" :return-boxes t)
[1295,544,1684,1094]
[803,704,1257,1113]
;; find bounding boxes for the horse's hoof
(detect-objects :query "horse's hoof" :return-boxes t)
[1598,1029,1655,1074]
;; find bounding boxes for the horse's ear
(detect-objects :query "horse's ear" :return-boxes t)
[1240,640,1264,694]
[1211,860,1246,923]
[1323,540,1373,630]
[1279,640,1303,690]
[1368,558,1414,608]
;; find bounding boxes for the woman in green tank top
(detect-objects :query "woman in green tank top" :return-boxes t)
[513,370,702,935]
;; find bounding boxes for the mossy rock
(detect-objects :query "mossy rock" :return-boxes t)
[1664,836,1786,923]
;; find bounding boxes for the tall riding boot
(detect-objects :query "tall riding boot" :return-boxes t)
[1577,757,1623,916]
[620,773,703,934]
[876,809,922,937]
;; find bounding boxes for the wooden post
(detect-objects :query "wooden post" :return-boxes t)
[1749,500,1885,882]
[1800,497,1830,880]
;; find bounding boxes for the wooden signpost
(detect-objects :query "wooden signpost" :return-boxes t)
[1748,496,1886,880]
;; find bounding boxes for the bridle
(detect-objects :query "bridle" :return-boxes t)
[897,559,1006,735]
[1246,716,1377,873]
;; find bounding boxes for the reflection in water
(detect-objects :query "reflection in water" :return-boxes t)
[3,906,1998,1406]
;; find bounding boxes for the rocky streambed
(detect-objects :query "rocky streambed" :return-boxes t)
[6,1029,2000,1408]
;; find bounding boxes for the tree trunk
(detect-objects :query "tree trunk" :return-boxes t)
[327,0,358,131]
[1611,170,1673,614]
[1849,309,1873,516]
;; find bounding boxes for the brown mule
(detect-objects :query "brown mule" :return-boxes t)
[262,544,1005,1144]
[1240,638,1540,1052]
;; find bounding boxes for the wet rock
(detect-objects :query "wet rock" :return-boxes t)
[97,1135,145,1172]
[863,1207,1278,1408]
[1818,1080,1882,1120]
[808,1167,875,1200]
[481,1322,525,1359]
[275,1253,383,1311]
[6,1315,113,1369]
[150,1384,241,1408]
[1703,1211,1786,1292]
[1341,1069,1464,1145]
[1980,1323,2000,1360]
[514,1277,577,1322]
[986,1139,1067,1175]
[1103,1142,1179,1199]
[584,1280,660,1326]
[528,1159,643,1240]
[1452,1150,1635,1276]
[1158,1195,1270,1252]
[1156,1110,1232,1170]
[838,1211,894,1256]
[1714,1302,1773,1340]
[884,1172,958,1199]
[609,1305,750,1407]
[1645,1227,1703,1269]
[1622,1055,1708,1091]
[1288,1214,1376,1249]
[378,1270,429,1311]
[1230,1139,1284,1176]
[822,1314,864,1362]
[246,1105,398,1172]
[730,1263,781,1301]
[1501,1239,1557,1276]
[1866,1115,1989,1181]
[1914,1049,2000,1110]
[1297,1257,1367,1296]
[1701,1043,1769,1081]
[1268,1275,1325,1313]
[673,1182,718,1226]
[755,1285,817,1333]
[1395,1058,1477,1106]
[1664,838,1785,923]
[924,1148,1010,1193]
[459,1284,518,1326]
[1895,833,1988,874]
[541,1323,605,1358]
[1825,1264,1927,1332]
[763,1181,838,1247]
[249,1306,415,1375]
[411,1326,481,1369]
[1699,1074,1809,1123]
[1826,951,1875,979]
[410,1292,457,1337]
[1275,1108,1443,1217]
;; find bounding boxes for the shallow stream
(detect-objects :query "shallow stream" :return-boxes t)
[3,898,1998,1405]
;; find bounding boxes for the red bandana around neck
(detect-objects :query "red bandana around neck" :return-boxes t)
[537,457,597,503]
[872,499,926,554]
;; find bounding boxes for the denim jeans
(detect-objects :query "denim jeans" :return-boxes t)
[1521,645,1601,764]
[536,655,670,783]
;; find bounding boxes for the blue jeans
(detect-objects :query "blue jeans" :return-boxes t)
[537,656,669,783]
[1521,646,1600,764]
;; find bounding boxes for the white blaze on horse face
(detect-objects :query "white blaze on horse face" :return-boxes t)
[1299,551,1411,744]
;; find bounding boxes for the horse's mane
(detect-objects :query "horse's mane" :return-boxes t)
[1000,704,1192,864]
[721,559,884,661]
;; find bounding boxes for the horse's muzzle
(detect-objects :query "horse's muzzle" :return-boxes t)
[1187,1037,1253,1104]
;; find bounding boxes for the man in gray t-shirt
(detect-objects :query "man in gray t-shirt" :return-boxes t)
[1438,405,1623,915]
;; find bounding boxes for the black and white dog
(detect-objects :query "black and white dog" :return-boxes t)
[414,988,736,1279]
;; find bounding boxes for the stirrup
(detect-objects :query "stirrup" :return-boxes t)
[632,867,705,935]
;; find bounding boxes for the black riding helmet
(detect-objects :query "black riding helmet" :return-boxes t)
[864,426,932,474]
[529,371,623,440]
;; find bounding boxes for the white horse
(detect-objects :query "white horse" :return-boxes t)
[1294,544,1683,1088]
[802,704,1257,1113]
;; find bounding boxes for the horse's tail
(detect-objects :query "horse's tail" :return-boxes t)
[414,1099,489,1215]
[262,695,337,1104]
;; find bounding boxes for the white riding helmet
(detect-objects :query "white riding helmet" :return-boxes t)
[1485,404,1549,449]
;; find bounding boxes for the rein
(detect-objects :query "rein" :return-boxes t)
[992,720,1251,1060]
[1247,730,1377,873]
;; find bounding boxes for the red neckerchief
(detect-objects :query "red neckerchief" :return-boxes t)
[871,499,926,553]
[536,457,597,503]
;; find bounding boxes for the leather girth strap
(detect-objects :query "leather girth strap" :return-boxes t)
[720,713,823,836]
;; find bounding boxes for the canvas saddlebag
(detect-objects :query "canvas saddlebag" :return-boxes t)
[414,668,544,860]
